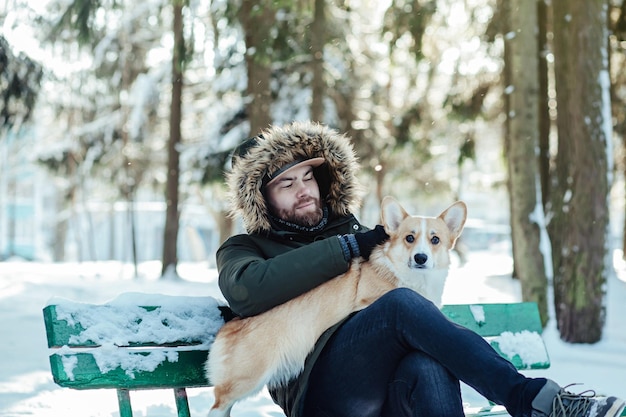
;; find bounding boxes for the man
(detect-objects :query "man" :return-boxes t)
[216,120,624,417]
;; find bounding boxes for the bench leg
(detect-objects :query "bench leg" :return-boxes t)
[174,387,191,417]
[117,388,133,417]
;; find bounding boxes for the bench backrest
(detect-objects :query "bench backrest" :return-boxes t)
[43,295,225,389]
[43,298,549,391]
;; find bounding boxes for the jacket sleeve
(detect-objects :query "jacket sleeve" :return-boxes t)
[216,235,350,317]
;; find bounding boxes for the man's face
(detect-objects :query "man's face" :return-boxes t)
[265,164,323,226]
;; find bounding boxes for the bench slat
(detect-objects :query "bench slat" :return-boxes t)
[43,305,88,348]
[45,302,542,347]
[49,349,211,389]
[441,302,543,336]
[464,405,510,416]
[43,304,215,348]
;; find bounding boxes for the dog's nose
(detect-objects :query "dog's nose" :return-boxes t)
[414,253,428,265]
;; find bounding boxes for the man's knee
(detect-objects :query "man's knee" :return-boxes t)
[378,287,437,312]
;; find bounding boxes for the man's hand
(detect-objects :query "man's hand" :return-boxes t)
[354,225,390,260]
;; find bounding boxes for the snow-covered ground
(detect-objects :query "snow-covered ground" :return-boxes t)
[1,248,625,417]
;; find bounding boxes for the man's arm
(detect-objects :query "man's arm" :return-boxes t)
[216,235,349,317]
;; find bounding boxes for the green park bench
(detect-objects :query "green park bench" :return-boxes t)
[42,296,610,417]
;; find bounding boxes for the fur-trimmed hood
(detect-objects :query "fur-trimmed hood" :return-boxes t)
[226,121,363,234]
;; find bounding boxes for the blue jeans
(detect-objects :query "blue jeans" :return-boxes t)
[302,288,546,417]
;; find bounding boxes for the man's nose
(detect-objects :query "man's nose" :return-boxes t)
[295,181,310,197]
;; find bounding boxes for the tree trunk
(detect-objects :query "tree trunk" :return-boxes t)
[161,0,184,277]
[216,212,234,246]
[549,0,610,343]
[623,144,626,259]
[537,0,551,210]
[239,0,274,135]
[310,0,325,122]
[6,178,16,257]
[500,0,517,279]
[505,0,549,325]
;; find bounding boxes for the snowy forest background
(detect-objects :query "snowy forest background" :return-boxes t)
[2,0,626,345]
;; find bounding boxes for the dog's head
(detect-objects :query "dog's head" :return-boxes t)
[374,196,466,288]
[379,196,466,271]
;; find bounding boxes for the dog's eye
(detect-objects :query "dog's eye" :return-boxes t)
[431,236,440,245]
[405,235,415,243]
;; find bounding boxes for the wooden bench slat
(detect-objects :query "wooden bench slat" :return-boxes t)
[43,305,87,348]
[49,349,211,389]
[45,302,543,346]
[43,304,213,348]
[464,405,510,416]
[441,302,543,336]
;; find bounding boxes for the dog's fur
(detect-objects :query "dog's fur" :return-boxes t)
[206,196,467,416]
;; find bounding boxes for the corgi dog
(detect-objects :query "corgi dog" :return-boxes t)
[206,196,467,417]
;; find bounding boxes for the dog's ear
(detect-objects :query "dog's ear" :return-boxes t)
[439,201,467,240]
[381,196,409,233]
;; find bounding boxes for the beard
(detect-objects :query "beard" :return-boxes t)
[275,197,324,227]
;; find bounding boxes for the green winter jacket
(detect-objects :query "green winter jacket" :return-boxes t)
[217,121,367,416]
[216,213,367,416]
